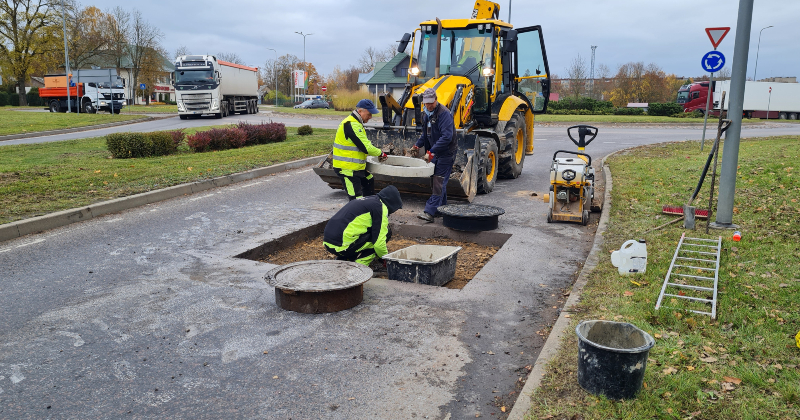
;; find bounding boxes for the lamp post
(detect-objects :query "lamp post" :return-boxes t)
[752,25,772,82]
[267,48,277,106]
[294,31,313,100]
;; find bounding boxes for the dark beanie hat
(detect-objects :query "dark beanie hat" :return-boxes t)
[377,185,403,214]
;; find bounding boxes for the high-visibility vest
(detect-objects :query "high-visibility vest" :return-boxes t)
[332,112,382,171]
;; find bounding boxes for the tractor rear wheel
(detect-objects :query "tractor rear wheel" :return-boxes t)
[477,139,498,194]
[498,112,527,179]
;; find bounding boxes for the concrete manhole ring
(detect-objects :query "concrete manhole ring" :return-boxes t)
[265,260,373,313]
[366,155,435,177]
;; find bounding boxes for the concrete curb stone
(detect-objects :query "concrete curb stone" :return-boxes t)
[507,153,617,420]
[0,155,325,244]
[0,115,173,142]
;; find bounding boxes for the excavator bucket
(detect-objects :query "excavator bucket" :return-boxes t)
[313,126,481,202]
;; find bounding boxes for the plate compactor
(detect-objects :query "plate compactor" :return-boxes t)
[543,125,602,225]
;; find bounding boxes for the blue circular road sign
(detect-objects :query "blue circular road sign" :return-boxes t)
[701,51,725,73]
[139,83,146,90]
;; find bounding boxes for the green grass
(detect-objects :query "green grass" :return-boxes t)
[120,104,177,114]
[525,136,800,420]
[264,106,350,117]
[0,107,146,136]
[0,126,334,224]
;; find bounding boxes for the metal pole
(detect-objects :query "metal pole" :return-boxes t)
[294,32,313,101]
[752,26,772,82]
[711,0,753,230]
[700,72,714,151]
[766,88,771,119]
[508,0,511,22]
[61,0,71,112]
[109,69,114,115]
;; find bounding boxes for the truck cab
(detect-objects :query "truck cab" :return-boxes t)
[40,70,126,114]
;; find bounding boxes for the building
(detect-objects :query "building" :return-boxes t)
[757,76,797,83]
[114,50,175,105]
[361,53,412,99]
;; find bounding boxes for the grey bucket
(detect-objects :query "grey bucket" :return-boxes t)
[575,320,655,400]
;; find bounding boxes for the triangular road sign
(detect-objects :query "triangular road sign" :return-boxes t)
[706,27,731,49]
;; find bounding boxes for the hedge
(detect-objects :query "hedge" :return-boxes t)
[235,121,287,145]
[106,130,184,159]
[549,97,613,112]
[0,92,8,106]
[297,125,313,136]
[647,102,683,116]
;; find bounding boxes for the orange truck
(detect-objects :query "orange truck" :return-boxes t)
[39,69,126,113]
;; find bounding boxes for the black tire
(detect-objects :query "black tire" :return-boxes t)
[476,139,499,194]
[179,115,188,120]
[581,210,589,226]
[779,112,787,120]
[221,102,228,118]
[498,112,527,179]
[215,111,222,119]
[83,101,96,114]
[49,100,59,113]
[546,210,553,223]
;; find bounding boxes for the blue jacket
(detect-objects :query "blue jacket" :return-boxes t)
[415,103,456,159]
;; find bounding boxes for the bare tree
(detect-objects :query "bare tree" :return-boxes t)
[216,52,243,64]
[358,43,399,72]
[566,54,588,98]
[103,6,130,72]
[174,45,190,60]
[0,0,59,105]
[126,8,163,104]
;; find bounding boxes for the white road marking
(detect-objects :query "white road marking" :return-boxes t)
[535,138,547,141]
[0,238,45,253]
[602,141,616,144]
[104,217,124,223]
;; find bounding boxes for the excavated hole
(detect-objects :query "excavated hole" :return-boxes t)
[236,221,510,289]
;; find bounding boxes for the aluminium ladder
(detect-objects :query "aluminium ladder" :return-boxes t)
[655,233,722,319]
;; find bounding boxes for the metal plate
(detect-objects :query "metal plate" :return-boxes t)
[265,260,373,292]
[437,204,506,218]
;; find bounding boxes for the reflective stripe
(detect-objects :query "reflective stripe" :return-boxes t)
[333,155,366,164]
[333,143,361,152]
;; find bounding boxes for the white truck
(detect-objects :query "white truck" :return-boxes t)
[173,55,259,119]
[40,69,126,114]
[714,81,800,120]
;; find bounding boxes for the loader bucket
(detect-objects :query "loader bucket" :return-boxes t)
[313,126,481,201]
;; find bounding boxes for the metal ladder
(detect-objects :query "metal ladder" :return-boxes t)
[655,233,722,319]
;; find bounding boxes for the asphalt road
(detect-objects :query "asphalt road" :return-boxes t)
[0,123,798,419]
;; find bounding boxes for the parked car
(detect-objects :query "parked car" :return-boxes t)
[294,99,329,109]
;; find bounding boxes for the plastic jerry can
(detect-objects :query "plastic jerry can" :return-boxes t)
[610,240,647,275]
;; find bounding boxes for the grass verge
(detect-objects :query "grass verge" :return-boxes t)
[0,107,146,136]
[119,104,177,114]
[525,136,800,420]
[0,126,334,224]
[263,106,350,117]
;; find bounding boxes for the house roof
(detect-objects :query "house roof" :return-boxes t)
[366,53,410,85]
[357,71,373,84]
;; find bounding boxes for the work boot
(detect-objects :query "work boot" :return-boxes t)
[417,211,434,222]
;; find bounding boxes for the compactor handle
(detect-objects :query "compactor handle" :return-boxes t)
[552,150,591,166]
[567,125,598,149]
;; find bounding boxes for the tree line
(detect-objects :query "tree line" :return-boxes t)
[0,0,166,105]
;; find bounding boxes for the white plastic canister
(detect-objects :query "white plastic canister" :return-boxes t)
[610,240,647,275]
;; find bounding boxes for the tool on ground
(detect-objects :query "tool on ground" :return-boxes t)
[314,1,552,201]
[542,125,602,225]
[732,231,741,241]
[610,239,647,275]
[655,233,722,319]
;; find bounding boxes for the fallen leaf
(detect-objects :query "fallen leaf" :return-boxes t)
[273,376,279,379]
[113,173,118,177]
[94,170,101,173]
[487,351,495,355]
[501,407,506,413]
[348,397,355,401]
[700,356,718,363]
[188,167,193,171]
[663,367,678,375]
[624,291,634,296]
[703,346,716,354]
[723,376,742,385]
[686,366,695,371]
[654,333,662,339]
[779,283,789,288]
[263,351,268,354]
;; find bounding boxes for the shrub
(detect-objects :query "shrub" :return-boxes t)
[168,129,186,148]
[148,131,177,156]
[549,97,613,112]
[236,121,287,145]
[670,110,704,118]
[612,107,645,116]
[647,102,683,116]
[26,87,44,107]
[106,132,152,158]
[10,94,19,106]
[0,91,8,106]
[331,90,363,111]
[297,125,313,136]
[187,131,211,152]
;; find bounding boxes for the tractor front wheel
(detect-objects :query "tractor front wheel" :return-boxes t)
[498,112,527,179]
[476,139,498,194]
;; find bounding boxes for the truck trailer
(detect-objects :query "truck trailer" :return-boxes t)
[39,69,126,114]
[678,80,800,119]
[173,55,259,119]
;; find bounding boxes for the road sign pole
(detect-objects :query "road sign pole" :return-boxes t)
[766,88,772,119]
[711,0,754,230]
[700,71,714,151]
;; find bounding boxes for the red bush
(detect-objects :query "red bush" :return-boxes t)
[237,121,287,144]
[187,131,211,152]
[169,129,186,148]
[187,127,248,152]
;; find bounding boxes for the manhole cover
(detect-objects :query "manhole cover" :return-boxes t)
[437,204,505,231]
[265,260,373,313]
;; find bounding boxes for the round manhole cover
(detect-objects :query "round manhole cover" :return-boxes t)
[265,260,373,292]
[437,204,505,231]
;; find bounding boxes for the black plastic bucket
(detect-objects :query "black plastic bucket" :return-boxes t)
[575,320,655,400]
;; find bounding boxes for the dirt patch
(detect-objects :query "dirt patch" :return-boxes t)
[259,234,499,289]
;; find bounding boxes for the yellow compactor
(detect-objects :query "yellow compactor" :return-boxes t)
[315,0,552,201]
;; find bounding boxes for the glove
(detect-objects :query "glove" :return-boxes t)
[379,153,388,162]
[382,260,387,268]
[424,151,434,163]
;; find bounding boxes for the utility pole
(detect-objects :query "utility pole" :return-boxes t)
[61,0,71,112]
[508,0,511,23]
[590,46,597,99]
[710,0,754,230]
[294,32,313,100]
[267,48,277,106]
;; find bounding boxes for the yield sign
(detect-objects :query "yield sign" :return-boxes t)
[705,27,731,49]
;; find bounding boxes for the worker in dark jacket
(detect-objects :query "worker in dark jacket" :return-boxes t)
[332,99,388,200]
[323,185,403,266]
[412,88,456,222]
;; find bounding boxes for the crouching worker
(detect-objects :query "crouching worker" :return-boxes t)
[323,185,403,266]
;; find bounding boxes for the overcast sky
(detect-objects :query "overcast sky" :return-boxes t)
[98,0,798,80]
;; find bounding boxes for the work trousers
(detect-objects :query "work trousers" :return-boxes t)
[335,168,374,201]
[424,155,454,216]
[324,228,391,267]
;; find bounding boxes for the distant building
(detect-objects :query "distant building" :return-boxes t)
[757,76,797,83]
[362,53,412,99]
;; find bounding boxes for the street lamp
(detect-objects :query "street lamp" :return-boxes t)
[267,48,278,106]
[294,31,313,100]
[753,25,773,82]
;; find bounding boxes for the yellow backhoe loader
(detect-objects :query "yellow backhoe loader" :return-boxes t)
[315,0,551,200]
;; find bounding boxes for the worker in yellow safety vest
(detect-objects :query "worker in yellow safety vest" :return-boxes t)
[332,99,387,200]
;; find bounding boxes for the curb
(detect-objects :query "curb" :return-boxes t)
[0,155,325,244]
[507,154,616,420]
[0,115,173,142]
